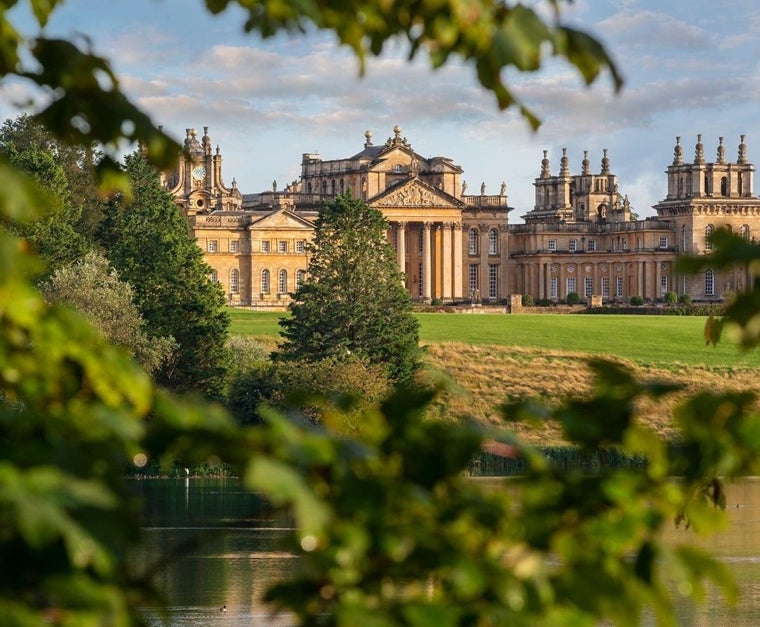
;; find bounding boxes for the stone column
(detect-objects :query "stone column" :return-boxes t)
[396,222,407,285]
[655,259,662,299]
[422,222,432,301]
[637,261,644,298]
[442,222,452,301]
[453,223,463,300]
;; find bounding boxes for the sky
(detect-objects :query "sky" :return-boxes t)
[4,0,760,221]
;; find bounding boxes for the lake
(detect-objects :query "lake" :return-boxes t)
[132,477,760,626]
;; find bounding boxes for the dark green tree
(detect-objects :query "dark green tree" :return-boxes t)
[279,194,420,384]
[97,152,230,397]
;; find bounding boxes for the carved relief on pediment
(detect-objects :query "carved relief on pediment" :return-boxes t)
[374,183,443,208]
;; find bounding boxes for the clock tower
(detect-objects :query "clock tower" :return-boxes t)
[161,126,243,215]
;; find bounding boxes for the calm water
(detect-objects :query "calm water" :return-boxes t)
[132,477,760,626]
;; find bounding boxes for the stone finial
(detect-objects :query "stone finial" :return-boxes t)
[694,134,704,164]
[541,149,550,178]
[364,130,373,148]
[393,125,401,143]
[738,134,748,164]
[582,150,590,175]
[560,147,569,176]
[601,148,610,174]
[673,136,683,166]
[717,136,726,164]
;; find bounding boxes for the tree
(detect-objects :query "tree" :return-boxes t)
[97,153,230,397]
[279,194,420,384]
[40,250,176,374]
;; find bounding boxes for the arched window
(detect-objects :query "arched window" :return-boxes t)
[278,269,288,294]
[705,224,714,251]
[331,179,336,195]
[307,181,313,194]
[704,174,710,195]
[321,180,327,195]
[705,268,715,297]
[261,269,270,294]
[209,269,218,283]
[339,179,345,194]
[229,268,239,294]
[741,224,750,240]
[468,229,478,255]
[721,176,728,196]
[296,269,306,288]
[488,229,498,255]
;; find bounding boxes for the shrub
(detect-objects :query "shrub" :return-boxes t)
[664,291,678,305]
[522,294,534,306]
[680,293,693,306]
[566,292,580,305]
[630,295,644,306]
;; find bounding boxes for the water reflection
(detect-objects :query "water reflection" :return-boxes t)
[131,477,760,626]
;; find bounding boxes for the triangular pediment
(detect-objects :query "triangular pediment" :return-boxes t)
[250,207,314,230]
[370,177,462,209]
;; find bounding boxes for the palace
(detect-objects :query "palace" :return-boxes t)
[163,127,759,308]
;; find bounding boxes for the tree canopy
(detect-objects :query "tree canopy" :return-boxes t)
[279,194,420,384]
[97,153,230,397]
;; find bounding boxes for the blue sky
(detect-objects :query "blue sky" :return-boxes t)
[4,0,760,221]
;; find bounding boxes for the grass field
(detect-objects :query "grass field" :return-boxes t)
[227,309,760,370]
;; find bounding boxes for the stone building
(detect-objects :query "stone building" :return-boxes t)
[164,127,759,308]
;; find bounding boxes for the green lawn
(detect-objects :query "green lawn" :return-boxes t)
[227,309,760,370]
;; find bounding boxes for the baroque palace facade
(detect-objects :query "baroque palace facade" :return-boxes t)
[163,127,760,309]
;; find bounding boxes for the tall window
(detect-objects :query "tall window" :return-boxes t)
[418,262,423,296]
[587,239,596,251]
[705,268,715,296]
[278,241,288,253]
[659,236,668,249]
[207,240,217,252]
[229,268,239,294]
[230,240,239,253]
[418,230,424,254]
[584,277,593,298]
[616,276,623,298]
[705,224,714,251]
[601,277,610,298]
[548,239,557,252]
[681,225,687,252]
[550,277,558,299]
[488,264,498,299]
[209,269,218,283]
[568,239,577,252]
[660,275,668,295]
[468,229,478,255]
[261,240,270,252]
[296,269,306,288]
[566,276,576,296]
[296,240,305,253]
[469,264,479,293]
[261,269,270,294]
[488,229,498,255]
[721,176,728,196]
[278,269,288,294]
[622,238,628,250]
[741,224,751,240]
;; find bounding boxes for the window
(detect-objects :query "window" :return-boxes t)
[229,268,239,294]
[659,236,668,249]
[568,239,577,252]
[602,277,610,298]
[548,239,557,252]
[705,268,714,296]
[488,229,498,255]
[566,277,576,297]
[616,276,623,299]
[469,264,479,293]
[584,277,593,298]
[261,269,270,294]
[468,229,478,255]
[261,240,270,253]
[296,240,305,253]
[278,241,288,253]
[296,269,306,288]
[207,240,217,252]
[209,269,218,283]
[550,277,558,299]
[622,238,628,250]
[705,224,714,251]
[488,264,498,299]
[418,262,423,296]
[230,240,239,253]
[682,225,688,251]
[278,269,288,294]
[418,230,424,254]
[660,275,668,295]
[741,224,751,241]
[587,239,596,252]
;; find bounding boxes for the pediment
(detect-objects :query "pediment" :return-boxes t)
[250,208,314,230]
[370,178,462,209]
